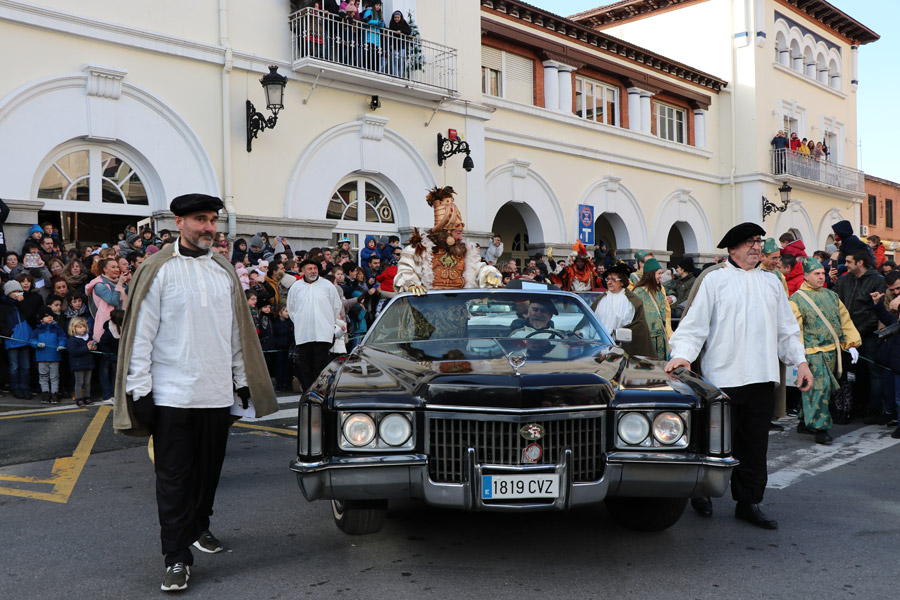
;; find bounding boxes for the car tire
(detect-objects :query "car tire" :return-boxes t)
[604,497,688,532]
[331,499,388,535]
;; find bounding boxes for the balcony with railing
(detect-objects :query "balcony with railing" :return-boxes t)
[770,149,865,195]
[289,8,458,100]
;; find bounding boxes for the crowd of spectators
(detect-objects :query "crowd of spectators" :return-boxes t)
[292,1,416,78]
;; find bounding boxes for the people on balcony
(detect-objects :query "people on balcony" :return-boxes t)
[771,130,788,174]
[388,10,412,78]
[361,1,386,73]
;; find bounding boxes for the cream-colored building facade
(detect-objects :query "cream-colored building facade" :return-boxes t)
[0,0,877,266]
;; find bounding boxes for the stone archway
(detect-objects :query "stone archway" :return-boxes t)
[651,189,713,254]
[773,202,815,246]
[484,160,566,245]
[0,68,218,206]
[285,115,434,228]
[578,177,649,255]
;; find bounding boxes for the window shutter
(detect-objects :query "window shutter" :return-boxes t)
[481,45,502,71]
[505,52,533,104]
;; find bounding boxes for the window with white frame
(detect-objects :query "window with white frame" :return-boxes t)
[575,77,619,126]
[37,148,150,212]
[481,45,533,104]
[327,178,398,249]
[656,103,686,144]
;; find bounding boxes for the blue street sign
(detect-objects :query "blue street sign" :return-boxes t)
[578,204,594,245]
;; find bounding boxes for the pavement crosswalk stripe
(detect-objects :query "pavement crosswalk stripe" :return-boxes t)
[766,425,900,490]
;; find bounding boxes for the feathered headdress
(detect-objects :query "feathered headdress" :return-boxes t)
[425,186,464,242]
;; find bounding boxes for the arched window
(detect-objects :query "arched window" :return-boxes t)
[36,147,151,214]
[327,177,398,249]
[775,31,789,66]
[790,39,803,72]
[804,46,815,78]
[828,58,841,89]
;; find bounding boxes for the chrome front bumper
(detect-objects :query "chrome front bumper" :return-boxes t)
[290,450,738,511]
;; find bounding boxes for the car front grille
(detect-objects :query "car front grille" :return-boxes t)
[427,413,604,484]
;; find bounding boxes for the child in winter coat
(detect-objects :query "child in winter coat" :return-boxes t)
[0,280,34,399]
[30,305,67,404]
[63,291,94,334]
[97,309,124,403]
[272,303,294,392]
[67,316,96,406]
[359,235,378,265]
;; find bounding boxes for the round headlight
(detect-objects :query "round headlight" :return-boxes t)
[618,412,650,445]
[652,412,685,445]
[342,413,376,447]
[379,413,412,446]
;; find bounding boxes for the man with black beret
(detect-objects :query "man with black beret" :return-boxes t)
[286,255,343,391]
[666,222,812,529]
[114,193,277,592]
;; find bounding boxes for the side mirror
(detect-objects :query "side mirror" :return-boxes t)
[614,328,632,343]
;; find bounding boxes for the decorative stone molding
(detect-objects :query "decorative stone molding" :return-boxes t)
[676,188,692,203]
[82,64,128,100]
[604,175,621,193]
[356,113,390,142]
[511,159,531,179]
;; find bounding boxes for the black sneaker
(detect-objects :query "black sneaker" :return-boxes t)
[891,426,900,440]
[193,530,222,554]
[41,393,51,404]
[161,562,190,592]
[50,393,60,405]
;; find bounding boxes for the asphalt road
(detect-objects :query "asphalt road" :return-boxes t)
[1,398,898,599]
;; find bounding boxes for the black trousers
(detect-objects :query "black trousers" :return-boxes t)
[294,341,333,391]
[723,382,776,505]
[152,405,231,566]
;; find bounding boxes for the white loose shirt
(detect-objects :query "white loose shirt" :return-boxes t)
[668,261,806,389]
[126,245,247,408]
[286,276,343,345]
[594,289,635,334]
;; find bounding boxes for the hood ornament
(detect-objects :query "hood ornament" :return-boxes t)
[507,350,527,375]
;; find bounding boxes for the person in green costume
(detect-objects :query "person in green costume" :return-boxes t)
[631,257,672,360]
[789,258,861,445]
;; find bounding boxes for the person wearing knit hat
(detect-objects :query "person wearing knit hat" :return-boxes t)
[0,278,34,398]
[393,186,501,294]
[789,256,861,444]
[629,250,653,288]
[667,221,811,528]
[759,238,788,296]
[630,257,671,360]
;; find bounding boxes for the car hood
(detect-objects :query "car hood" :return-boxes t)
[330,341,712,410]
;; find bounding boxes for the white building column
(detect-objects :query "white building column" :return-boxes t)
[693,109,707,149]
[542,61,559,112]
[640,90,653,135]
[557,66,574,114]
[850,45,859,92]
[627,87,642,132]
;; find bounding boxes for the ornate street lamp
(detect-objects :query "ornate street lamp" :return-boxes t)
[437,133,475,172]
[246,66,288,152]
[762,181,792,221]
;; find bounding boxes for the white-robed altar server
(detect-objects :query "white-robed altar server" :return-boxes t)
[286,258,343,391]
[665,222,812,530]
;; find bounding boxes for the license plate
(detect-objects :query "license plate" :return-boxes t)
[481,474,559,500]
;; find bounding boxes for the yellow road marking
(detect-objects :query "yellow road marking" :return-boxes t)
[0,408,86,420]
[0,405,110,503]
[232,422,297,436]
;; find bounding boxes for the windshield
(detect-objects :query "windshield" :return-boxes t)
[367,292,613,345]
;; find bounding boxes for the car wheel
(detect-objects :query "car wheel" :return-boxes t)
[604,497,688,532]
[331,499,388,535]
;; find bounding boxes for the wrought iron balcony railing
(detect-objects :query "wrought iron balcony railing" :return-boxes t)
[289,8,457,95]
[770,149,865,194]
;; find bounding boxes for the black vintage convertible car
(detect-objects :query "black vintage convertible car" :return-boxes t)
[291,289,737,534]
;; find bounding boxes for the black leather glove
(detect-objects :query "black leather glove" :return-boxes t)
[236,386,251,410]
[132,392,156,430]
